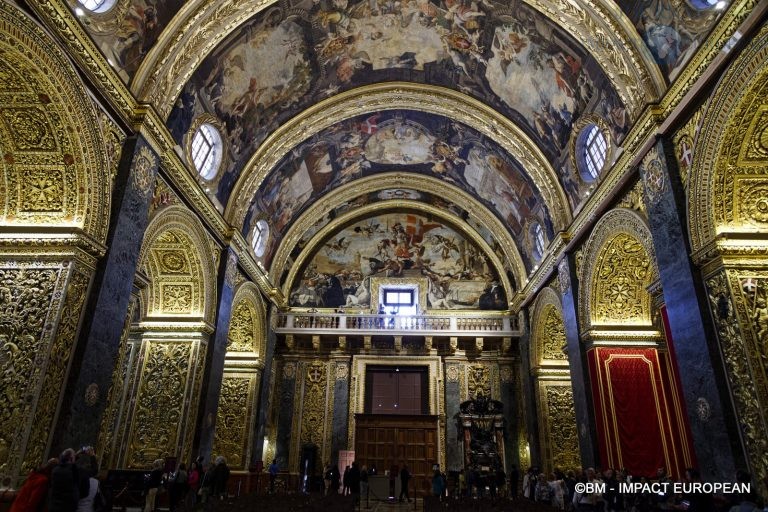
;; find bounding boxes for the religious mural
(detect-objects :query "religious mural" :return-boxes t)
[245,111,551,270]
[289,212,507,310]
[166,0,627,206]
[88,0,182,83]
[275,188,515,285]
[622,0,723,80]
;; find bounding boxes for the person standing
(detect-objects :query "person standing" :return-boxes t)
[211,456,230,500]
[168,463,188,512]
[143,459,164,512]
[49,449,82,512]
[360,465,369,503]
[11,458,58,512]
[509,465,520,499]
[399,463,411,503]
[268,459,279,494]
[348,462,361,503]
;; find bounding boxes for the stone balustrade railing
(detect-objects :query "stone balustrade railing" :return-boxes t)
[275,312,518,335]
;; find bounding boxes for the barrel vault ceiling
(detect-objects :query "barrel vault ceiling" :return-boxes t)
[71,0,728,305]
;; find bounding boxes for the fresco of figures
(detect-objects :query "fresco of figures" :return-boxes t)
[623,0,722,80]
[276,188,514,285]
[246,111,551,270]
[166,0,627,205]
[289,212,507,310]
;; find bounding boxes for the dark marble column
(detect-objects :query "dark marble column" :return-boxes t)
[517,310,541,468]
[557,257,599,468]
[275,359,297,470]
[444,361,462,471]
[194,249,238,461]
[251,317,278,467]
[640,138,740,479]
[330,357,351,464]
[499,358,520,473]
[52,136,159,454]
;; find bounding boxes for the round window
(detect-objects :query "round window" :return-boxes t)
[576,124,608,182]
[76,0,117,13]
[191,123,223,180]
[252,220,269,258]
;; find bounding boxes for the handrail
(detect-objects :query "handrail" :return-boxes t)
[275,312,518,334]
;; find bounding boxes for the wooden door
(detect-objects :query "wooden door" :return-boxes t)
[355,414,438,497]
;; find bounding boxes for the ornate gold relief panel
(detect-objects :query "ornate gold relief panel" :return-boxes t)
[213,375,256,470]
[126,340,195,468]
[0,261,75,479]
[705,270,768,489]
[538,382,581,473]
[0,3,110,241]
[228,300,258,353]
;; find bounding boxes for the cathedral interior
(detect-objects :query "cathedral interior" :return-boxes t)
[1,0,768,501]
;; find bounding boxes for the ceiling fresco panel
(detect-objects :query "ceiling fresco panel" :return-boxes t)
[289,211,507,310]
[243,110,553,267]
[165,0,628,207]
[621,0,724,81]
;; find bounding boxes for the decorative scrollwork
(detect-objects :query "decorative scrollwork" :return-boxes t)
[213,377,251,469]
[543,385,581,472]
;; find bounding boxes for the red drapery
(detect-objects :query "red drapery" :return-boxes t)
[588,345,694,478]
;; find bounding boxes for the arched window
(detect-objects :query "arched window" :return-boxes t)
[191,123,223,180]
[76,0,117,13]
[576,124,608,182]
[252,220,269,257]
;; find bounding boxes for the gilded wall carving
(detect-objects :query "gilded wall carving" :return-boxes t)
[126,341,192,468]
[0,264,66,478]
[228,300,257,353]
[617,180,646,215]
[705,270,768,489]
[542,307,567,361]
[23,267,91,473]
[0,3,110,242]
[689,24,768,253]
[213,377,252,469]
[641,146,666,208]
[673,107,703,192]
[531,287,567,365]
[579,209,658,329]
[468,365,491,399]
[540,384,581,472]
[300,362,328,449]
[139,207,218,321]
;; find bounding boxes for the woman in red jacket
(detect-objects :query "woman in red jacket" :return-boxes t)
[10,459,58,512]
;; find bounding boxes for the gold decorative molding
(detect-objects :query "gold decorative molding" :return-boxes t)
[704,269,768,493]
[138,206,218,322]
[530,287,568,367]
[690,21,768,255]
[0,2,111,243]
[213,375,255,470]
[537,381,581,473]
[579,208,658,330]
[229,281,267,356]
[225,83,571,234]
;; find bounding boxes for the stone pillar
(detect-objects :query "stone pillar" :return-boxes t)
[251,309,278,467]
[557,257,600,468]
[52,136,159,454]
[640,138,739,480]
[444,361,462,470]
[517,310,541,468]
[330,357,351,460]
[498,359,520,472]
[275,358,297,469]
[195,249,238,461]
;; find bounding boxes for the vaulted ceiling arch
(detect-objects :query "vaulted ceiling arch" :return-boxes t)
[226,83,571,233]
[282,199,517,310]
[268,172,529,291]
[129,0,664,119]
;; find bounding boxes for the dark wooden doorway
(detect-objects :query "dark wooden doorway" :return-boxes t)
[354,414,438,497]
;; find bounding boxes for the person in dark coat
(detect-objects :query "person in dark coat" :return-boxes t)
[211,456,230,499]
[348,462,361,501]
[509,465,520,499]
[330,465,341,494]
[48,449,81,512]
[399,463,411,503]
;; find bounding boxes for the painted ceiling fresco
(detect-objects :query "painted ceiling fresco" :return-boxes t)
[622,0,724,80]
[165,0,630,205]
[275,188,519,286]
[289,211,507,310]
[245,110,553,268]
